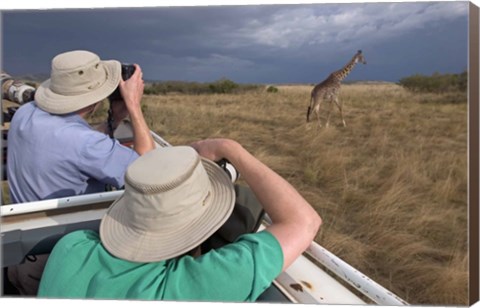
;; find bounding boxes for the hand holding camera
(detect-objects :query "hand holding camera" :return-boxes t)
[107,64,144,137]
[118,64,144,114]
[190,138,241,183]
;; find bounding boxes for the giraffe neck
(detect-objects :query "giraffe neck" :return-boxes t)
[333,58,357,82]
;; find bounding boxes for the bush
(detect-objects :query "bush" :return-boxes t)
[266,86,279,93]
[144,81,206,95]
[398,71,467,94]
[145,79,261,95]
[208,78,238,94]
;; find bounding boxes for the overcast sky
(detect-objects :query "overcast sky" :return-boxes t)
[0,1,470,83]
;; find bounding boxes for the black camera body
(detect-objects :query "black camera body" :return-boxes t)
[121,64,135,81]
[106,63,137,138]
[108,63,135,102]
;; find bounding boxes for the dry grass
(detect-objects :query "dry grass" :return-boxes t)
[97,83,468,305]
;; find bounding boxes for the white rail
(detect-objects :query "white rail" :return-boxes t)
[151,130,172,147]
[1,191,122,217]
[305,242,408,305]
[263,216,408,306]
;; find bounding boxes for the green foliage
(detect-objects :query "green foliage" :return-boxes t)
[208,78,238,94]
[398,71,467,94]
[266,85,279,93]
[144,78,261,95]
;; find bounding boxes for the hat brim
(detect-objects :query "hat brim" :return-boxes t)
[35,60,121,114]
[99,158,235,263]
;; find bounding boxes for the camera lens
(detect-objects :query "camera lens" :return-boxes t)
[121,64,136,81]
[216,159,240,183]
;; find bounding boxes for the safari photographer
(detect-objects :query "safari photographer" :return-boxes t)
[37,140,322,301]
[4,50,155,295]
[7,50,154,203]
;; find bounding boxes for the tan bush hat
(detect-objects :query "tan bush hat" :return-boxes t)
[35,50,121,114]
[100,146,236,262]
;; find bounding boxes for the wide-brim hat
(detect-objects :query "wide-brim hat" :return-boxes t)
[35,50,121,114]
[100,146,236,263]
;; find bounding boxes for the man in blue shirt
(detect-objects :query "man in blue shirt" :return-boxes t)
[5,50,155,295]
[7,50,155,203]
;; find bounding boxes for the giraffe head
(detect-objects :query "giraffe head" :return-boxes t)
[355,50,367,64]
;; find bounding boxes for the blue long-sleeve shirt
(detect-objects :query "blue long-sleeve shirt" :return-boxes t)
[7,102,138,203]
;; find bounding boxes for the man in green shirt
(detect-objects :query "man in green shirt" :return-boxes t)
[38,139,322,302]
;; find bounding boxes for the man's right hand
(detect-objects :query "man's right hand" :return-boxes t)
[117,64,154,156]
[119,64,144,115]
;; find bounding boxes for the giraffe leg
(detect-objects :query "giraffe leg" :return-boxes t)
[334,98,346,127]
[325,100,334,128]
[313,100,322,128]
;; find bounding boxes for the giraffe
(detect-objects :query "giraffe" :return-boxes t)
[306,50,366,128]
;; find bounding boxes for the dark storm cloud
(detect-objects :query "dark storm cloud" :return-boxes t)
[1,2,469,83]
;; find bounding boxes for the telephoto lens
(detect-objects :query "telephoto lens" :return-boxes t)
[1,72,36,105]
[216,159,240,183]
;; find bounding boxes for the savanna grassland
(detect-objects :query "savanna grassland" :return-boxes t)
[134,82,468,305]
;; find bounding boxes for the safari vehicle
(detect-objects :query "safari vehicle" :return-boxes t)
[0,82,408,305]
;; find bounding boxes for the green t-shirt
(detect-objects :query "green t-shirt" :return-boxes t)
[37,229,283,302]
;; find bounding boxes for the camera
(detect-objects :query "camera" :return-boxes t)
[216,159,240,183]
[108,63,136,102]
[1,72,36,105]
[121,64,135,81]
[106,63,137,138]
